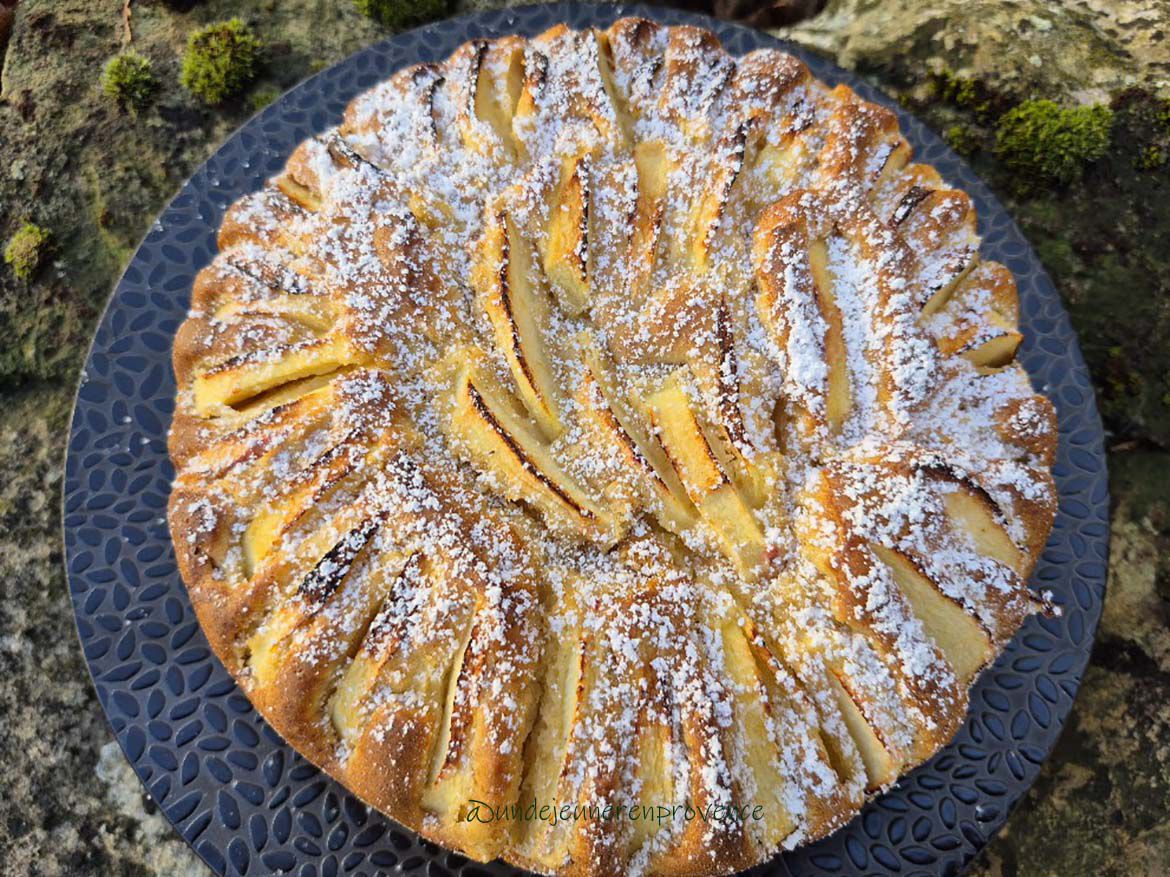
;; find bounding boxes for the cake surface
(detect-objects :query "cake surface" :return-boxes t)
[167,18,1058,877]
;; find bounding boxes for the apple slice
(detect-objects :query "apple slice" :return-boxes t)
[808,239,852,432]
[642,372,765,575]
[736,614,865,833]
[214,295,333,334]
[961,331,1023,371]
[825,669,898,791]
[241,433,379,575]
[473,206,563,439]
[717,613,798,849]
[193,336,357,415]
[420,571,543,863]
[817,89,910,191]
[753,196,853,438]
[513,615,587,870]
[229,369,345,424]
[473,39,526,157]
[245,518,406,751]
[594,29,633,145]
[626,140,670,302]
[754,107,816,193]
[578,335,697,534]
[275,174,322,212]
[445,353,620,545]
[685,121,747,271]
[871,544,993,683]
[511,49,547,142]
[931,262,1023,370]
[330,552,481,825]
[892,187,979,315]
[689,304,770,507]
[942,484,1026,573]
[542,151,591,314]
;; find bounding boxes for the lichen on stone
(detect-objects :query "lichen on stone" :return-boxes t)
[180,18,261,105]
[995,99,1113,184]
[354,0,449,29]
[101,52,156,113]
[3,222,51,280]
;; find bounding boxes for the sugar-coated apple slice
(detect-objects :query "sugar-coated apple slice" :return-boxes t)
[642,370,766,575]
[542,150,592,314]
[753,194,853,437]
[577,333,698,534]
[443,351,622,546]
[870,544,994,683]
[193,336,359,416]
[684,120,747,271]
[473,204,564,438]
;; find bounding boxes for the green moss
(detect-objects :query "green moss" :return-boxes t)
[248,84,281,113]
[995,99,1113,184]
[354,0,449,29]
[101,52,156,113]
[935,71,978,107]
[3,223,51,280]
[1137,145,1166,171]
[1105,90,1170,173]
[930,70,1000,121]
[944,123,981,157]
[181,19,261,105]
[1159,98,1170,133]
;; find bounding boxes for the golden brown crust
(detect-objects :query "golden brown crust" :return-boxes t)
[167,18,1059,877]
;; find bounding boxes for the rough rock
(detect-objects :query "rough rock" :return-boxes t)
[780,0,1170,103]
[970,451,1170,877]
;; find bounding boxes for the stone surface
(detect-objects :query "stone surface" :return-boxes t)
[0,1,1167,874]
[781,0,1170,103]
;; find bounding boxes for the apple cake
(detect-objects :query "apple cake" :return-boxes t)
[167,17,1058,877]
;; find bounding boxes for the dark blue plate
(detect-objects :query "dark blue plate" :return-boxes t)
[63,4,1109,875]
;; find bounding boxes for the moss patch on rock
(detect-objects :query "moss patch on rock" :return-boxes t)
[354,0,450,29]
[180,18,261,105]
[995,99,1113,185]
[248,84,281,113]
[3,223,51,280]
[100,52,156,113]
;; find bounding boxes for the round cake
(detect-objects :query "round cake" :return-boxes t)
[167,17,1058,877]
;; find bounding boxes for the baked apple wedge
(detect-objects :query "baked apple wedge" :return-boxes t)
[753,195,853,437]
[192,336,359,416]
[443,351,622,546]
[642,370,766,575]
[928,261,1023,371]
[473,204,564,439]
[870,544,993,683]
[685,120,746,271]
[940,480,1027,574]
[577,334,697,534]
[627,139,670,302]
[542,150,592,314]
